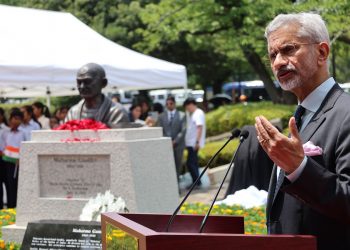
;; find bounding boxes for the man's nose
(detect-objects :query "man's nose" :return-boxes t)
[272,53,289,70]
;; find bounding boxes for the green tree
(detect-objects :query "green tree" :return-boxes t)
[2,0,350,102]
[136,0,350,103]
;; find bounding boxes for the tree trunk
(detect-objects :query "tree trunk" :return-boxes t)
[241,45,297,104]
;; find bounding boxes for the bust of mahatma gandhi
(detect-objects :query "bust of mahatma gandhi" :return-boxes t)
[65,63,128,127]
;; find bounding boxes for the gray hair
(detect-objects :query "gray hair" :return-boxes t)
[265,13,330,45]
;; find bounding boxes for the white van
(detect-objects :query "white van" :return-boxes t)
[149,89,171,106]
[190,90,205,103]
[170,88,191,106]
[109,89,139,104]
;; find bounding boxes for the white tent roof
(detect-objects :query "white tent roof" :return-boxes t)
[0,4,187,98]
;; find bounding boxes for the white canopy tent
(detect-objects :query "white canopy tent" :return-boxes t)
[0,4,187,100]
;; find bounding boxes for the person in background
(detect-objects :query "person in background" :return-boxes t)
[157,96,186,181]
[111,94,120,104]
[55,106,69,125]
[128,104,145,125]
[144,102,164,127]
[0,108,9,208]
[139,99,151,121]
[239,94,248,105]
[183,97,206,188]
[49,116,59,129]
[225,125,274,197]
[32,101,51,129]
[2,108,26,208]
[19,105,41,140]
[152,102,164,115]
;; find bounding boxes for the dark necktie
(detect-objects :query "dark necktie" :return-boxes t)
[169,112,174,124]
[294,105,306,131]
[273,105,306,201]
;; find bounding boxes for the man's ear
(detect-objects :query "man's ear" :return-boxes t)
[318,42,329,66]
[102,78,108,88]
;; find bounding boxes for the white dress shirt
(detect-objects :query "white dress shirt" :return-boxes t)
[168,110,176,122]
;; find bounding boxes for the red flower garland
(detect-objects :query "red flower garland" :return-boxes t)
[54,119,109,131]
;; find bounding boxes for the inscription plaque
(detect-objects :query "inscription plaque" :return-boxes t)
[39,155,110,198]
[21,220,102,250]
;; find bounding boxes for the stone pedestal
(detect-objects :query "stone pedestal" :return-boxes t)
[3,127,179,243]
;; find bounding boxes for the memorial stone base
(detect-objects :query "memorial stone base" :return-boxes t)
[3,128,179,243]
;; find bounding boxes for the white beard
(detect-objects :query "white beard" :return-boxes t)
[279,74,304,91]
[276,58,318,92]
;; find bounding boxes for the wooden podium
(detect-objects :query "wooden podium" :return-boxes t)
[101,213,316,250]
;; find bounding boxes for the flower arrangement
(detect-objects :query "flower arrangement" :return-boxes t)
[54,119,109,131]
[79,191,128,222]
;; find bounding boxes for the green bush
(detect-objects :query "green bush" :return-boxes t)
[206,102,295,136]
[198,139,239,168]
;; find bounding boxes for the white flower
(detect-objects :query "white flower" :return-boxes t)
[79,190,128,222]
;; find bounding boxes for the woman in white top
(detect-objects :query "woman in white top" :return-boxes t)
[32,102,51,129]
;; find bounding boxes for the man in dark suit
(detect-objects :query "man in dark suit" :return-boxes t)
[255,13,350,250]
[157,96,186,179]
[225,125,274,197]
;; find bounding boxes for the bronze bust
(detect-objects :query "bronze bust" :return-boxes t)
[65,63,129,127]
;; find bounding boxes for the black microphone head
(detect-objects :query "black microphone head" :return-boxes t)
[239,130,249,141]
[230,128,241,138]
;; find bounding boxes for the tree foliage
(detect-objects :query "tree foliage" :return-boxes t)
[1,0,350,103]
[136,0,350,102]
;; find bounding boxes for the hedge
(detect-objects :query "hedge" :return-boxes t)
[206,102,295,136]
[197,139,239,168]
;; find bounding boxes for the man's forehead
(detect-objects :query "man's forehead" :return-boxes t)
[267,24,301,49]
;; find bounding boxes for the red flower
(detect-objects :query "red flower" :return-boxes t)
[54,119,109,131]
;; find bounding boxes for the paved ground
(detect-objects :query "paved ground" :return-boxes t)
[179,180,229,204]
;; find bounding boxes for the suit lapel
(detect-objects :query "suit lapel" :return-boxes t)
[173,110,178,124]
[165,110,170,124]
[266,165,277,222]
[268,84,343,217]
[300,84,343,142]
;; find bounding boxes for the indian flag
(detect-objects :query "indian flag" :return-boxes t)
[3,146,19,164]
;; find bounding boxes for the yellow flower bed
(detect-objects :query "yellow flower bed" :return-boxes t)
[180,203,267,234]
[0,204,266,249]
[0,209,20,250]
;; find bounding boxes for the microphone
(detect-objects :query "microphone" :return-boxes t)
[198,130,249,233]
[165,128,241,232]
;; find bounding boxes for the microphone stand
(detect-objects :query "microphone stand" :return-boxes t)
[165,129,241,232]
[198,130,249,233]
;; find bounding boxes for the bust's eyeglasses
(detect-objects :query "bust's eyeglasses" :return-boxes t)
[268,43,318,62]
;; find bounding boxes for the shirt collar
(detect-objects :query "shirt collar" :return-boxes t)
[300,77,336,113]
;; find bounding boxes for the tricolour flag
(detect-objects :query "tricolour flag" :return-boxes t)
[3,146,19,164]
